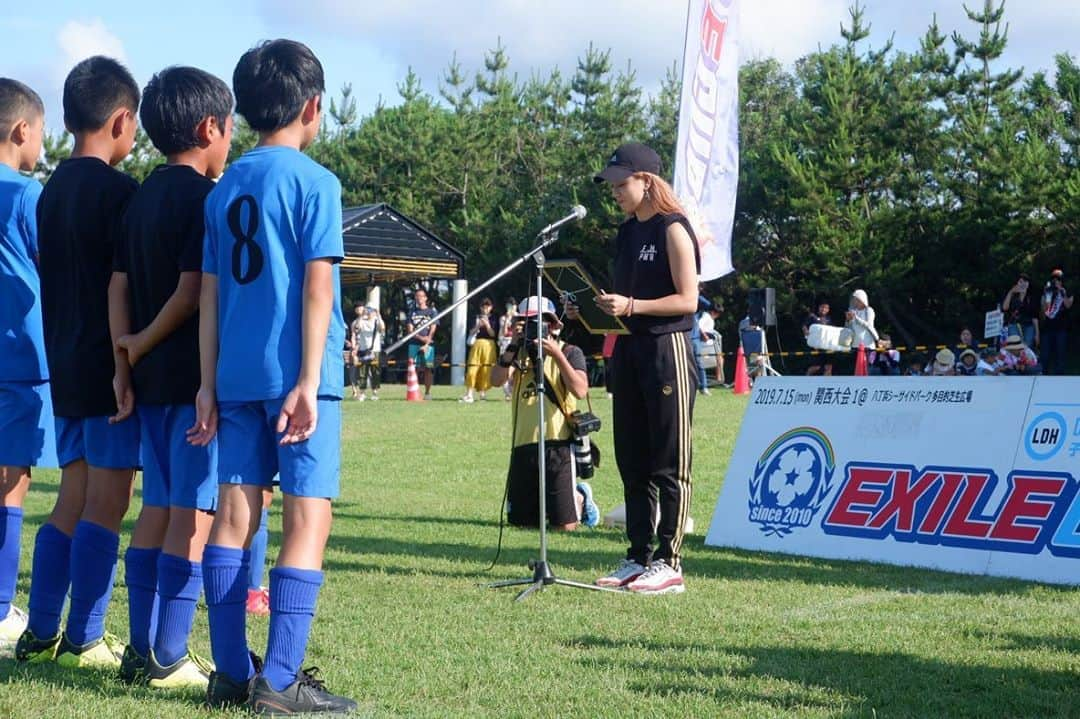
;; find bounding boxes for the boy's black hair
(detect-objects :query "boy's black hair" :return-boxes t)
[63,56,140,133]
[233,39,325,133]
[140,66,233,155]
[0,78,45,131]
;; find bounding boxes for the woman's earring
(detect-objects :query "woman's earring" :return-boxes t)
[644,188,651,200]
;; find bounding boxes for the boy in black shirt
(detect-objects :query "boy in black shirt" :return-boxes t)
[17,57,141,668]
[111,66,233,689]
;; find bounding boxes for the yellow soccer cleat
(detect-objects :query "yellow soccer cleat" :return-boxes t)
[147,648,214,690]
[14,627,60,663]
[55,632,125,669]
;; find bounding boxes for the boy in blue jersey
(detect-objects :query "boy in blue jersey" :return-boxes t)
[0,78,49,647]
[16,57,141,669]
[110,66,234,689]
[188,40,355,714]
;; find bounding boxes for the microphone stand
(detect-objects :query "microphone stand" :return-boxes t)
[486,230,622,601]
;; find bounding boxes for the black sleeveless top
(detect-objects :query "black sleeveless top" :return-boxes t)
[612,212,701,335]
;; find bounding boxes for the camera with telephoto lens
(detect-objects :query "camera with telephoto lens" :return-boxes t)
[568,410,601,438]
[523,321,550,342]
[522,321,550,361]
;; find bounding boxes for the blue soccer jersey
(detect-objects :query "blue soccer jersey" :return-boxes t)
[203,146,345,401]
[0,165,47,382]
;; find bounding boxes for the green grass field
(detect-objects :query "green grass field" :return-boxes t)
[1,387,1078,718]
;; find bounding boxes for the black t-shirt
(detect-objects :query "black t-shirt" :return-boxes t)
[1005,290,1039,326]
[474,312,497,340]
[115,165,212,405]
[612,212,701,335]
[1041,286,1071,332]
[38,157,139,417]
[803,312,830,331]
[407,306,437,343]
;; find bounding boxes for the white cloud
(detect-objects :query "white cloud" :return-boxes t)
[740,0,847,65]
[253,0,1079,105]
[54,18,127,81]
[257,0,695,96]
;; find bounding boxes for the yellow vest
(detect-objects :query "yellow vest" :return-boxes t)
[511,345,578,447]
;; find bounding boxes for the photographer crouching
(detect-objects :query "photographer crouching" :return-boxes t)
[490,298,601,531]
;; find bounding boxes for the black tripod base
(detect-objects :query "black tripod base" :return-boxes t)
[487,560,625,602]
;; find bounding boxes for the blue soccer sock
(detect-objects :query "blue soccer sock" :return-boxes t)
[66,521,120,646]
[154,552,201,667]
[0,507,24,618]
[124,546,160,657]
[248,509,269,590]
[27,523,71,639]
[263,567,323,692]
[203,545,253,683]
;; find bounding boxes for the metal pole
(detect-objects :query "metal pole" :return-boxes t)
[534,245,549,564]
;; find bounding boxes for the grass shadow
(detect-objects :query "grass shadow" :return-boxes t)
[567,636,1075,718]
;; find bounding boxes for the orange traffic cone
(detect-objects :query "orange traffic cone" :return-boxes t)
[732,345,750,395]
[405,359,422,401]
[854,342,869,376]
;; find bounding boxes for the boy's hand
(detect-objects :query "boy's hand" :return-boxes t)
[186,386,218,446]
[110,372,135,424]
[539,336,563,359]
[116,332,148,366]
[277,382,318,445]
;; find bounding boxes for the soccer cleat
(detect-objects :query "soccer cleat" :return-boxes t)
[118,644,148,684]
[206,652,263,708]
[626,559,685,595]
[0,605,29,647]
[595,559,646,588]
[247,586,270,616]
[576,482,600,528]
[249,667,358,716]
[357,394,366,402]
[147,648,214,690]
[14,628,61,663]
[458,395,474,404]
[56,631,126,669]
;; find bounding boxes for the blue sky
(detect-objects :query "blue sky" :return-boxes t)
[4,1,1078,132]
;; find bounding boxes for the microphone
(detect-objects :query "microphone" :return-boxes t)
[537,205,587,237]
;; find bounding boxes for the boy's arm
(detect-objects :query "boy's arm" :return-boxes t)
[108,271,136,422]
[187,273,219,446]
[542,340,589,399]
[117,272,202,365]
[277,259,335,445]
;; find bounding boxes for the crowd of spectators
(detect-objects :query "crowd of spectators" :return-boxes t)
[798,269,1074,377]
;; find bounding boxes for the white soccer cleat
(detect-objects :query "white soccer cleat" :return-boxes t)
[595,559,646,588]
[0,605,28,646]
[626,560,685,595]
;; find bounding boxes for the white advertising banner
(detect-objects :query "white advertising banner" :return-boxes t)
[705,377,1080,585]
[673,0,739,280]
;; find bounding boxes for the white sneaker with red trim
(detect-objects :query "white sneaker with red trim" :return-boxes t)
[595,559,646,588]
[626,559,685,595]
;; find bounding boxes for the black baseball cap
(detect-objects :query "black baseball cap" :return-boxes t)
[594,142,662,184]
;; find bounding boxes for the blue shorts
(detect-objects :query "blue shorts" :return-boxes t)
[56,413,141,469]
[217,398,341,499]
[0,381,58,468]
[408,343,435,368]
[139,404,218,511]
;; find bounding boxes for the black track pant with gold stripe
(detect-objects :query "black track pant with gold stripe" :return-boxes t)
[611,331,696,570]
